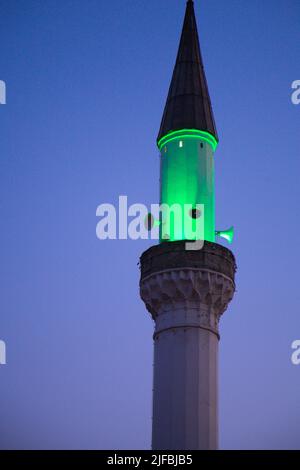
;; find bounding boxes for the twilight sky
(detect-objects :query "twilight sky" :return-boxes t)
[0,0,300,449]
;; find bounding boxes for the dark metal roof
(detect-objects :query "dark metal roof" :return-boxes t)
[157,0,218,143]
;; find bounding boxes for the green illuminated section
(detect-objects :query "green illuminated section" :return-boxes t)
[159,130,216,243]
[158,129,218,153]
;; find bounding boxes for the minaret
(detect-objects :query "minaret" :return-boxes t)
[140,0,236,450]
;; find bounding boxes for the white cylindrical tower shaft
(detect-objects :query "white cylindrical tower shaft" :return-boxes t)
[152,310,219,450]
[140,242,236,450]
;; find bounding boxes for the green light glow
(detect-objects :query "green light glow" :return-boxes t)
[159,130,216,243]
[158,129,218,152]
[215,227,234,244]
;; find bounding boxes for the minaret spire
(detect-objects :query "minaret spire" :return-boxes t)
[158,0,217,142]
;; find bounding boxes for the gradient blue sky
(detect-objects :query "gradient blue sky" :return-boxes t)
[0,0,300,449]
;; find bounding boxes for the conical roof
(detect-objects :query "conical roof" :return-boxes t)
[158,0,218,142]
